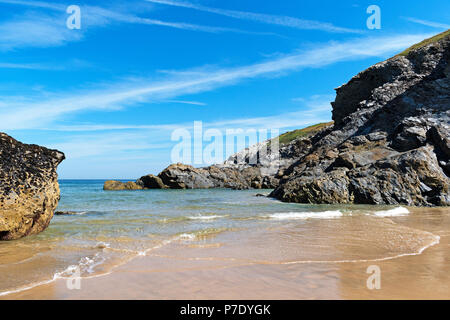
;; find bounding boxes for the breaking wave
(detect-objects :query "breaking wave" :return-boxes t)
[267,211,343,220]
[374,207,410,217]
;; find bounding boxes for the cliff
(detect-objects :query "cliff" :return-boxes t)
[0,133,65,240]
[271,30,450,206]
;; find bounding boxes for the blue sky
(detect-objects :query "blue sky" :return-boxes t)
[0,0,448,179]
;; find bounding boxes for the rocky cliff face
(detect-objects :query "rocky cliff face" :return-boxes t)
[271,31,450,206]
[0,133,65,240]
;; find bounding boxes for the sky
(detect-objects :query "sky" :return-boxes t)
[0,0,448,179]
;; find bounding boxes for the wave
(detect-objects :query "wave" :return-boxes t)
[178,233,197,240]
[374,207,410,217]
[188,215,224,220]
[281,234,440,265]
[55,211,88,216]
[0,252,107,297]
[267,211,342,220]
[0,228,228,297]
[157,215,225,224]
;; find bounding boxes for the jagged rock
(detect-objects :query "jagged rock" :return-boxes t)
[271,31,450,207]
[0,133,65,240]
[103,180,143,190]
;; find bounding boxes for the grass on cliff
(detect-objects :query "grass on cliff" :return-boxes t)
[276,122,333,145]
[397,29,450,57]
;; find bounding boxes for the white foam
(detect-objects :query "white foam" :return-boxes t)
[0,253,107,297]
[188,215,222,220]
[267,211,342,220]
[178,233,196,240]
[374,207,410,217]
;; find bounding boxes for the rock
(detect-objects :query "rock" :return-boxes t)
[158,163,214,189]
[103,180,143,190]
[137,174,167,189]
[0,133,65,240]
[271,31,450,207]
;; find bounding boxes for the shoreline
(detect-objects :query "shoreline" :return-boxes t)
[2,205,449,300]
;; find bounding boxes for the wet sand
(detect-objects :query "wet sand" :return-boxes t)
[2,207,449,300]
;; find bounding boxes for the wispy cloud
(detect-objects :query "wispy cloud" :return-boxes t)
[146,0,363,34]
[0,0,272,50]
[165,100,207,106]
[403,17,450,30]
[0,62,50,70]
[0,33,431,131]
[0,12,82,50]
[0,58,91,70]
[0,0,63,10]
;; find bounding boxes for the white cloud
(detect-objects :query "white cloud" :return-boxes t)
[0,0,63,10]
[146,0,363,34]
[165,100,207,106]
[403,17,450,30]
[0,12,82,50]
[0,0,272,50]
[0,62,50,70]
[0,58,90,70]
[0,33,431,131]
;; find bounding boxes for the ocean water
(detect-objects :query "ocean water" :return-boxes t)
[0,180,444,297]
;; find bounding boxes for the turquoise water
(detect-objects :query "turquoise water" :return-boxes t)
[0,180,438,296]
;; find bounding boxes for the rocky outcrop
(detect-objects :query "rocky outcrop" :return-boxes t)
[0,133,65,240]
[103,122,331,191]
[103,180,143,191]
[156,163,276,190]
[271,31,450,206]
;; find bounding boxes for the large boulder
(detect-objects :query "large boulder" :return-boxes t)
[0,133,65,240]
[271,31,450,206]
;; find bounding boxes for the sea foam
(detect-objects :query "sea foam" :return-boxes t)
[188,215,223,220]
[267,211,342,220]
[374,207,410,217]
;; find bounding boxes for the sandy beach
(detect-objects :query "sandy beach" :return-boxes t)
[2,203,449,300]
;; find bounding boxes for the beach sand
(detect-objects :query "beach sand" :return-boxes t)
[2,207,449,300]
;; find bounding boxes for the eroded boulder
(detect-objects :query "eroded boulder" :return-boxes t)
[0,133,65,240]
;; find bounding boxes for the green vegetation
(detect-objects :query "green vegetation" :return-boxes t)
[397,29,450,57]
[276,122,333,145]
